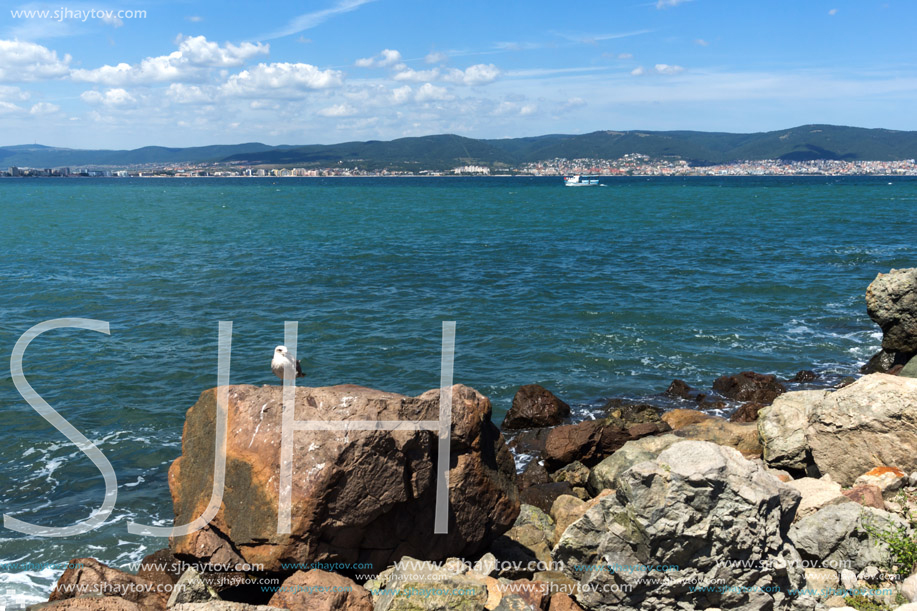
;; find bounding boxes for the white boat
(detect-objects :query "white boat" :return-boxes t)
[564,175,599,187]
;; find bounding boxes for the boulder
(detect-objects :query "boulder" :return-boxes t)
[167,569,217,606]
[792,371,819,383]
[902,356,917,379]
[586,433,681,494]
[507,428,552,460]
[866,268,917,354]
[554,440,805,611]
[170,605,285,611]
[842,485,886,510]
[785,477,850,521]
[30,600,143,610]
[664,379,695,400]
[368,556,490,611]
[48,558,167,611]
[169,384,519,573]
[853,466,907,496]
[660,409,714,430]
[267,570,373,611]
[499,579,548,610]
[671,417,762,457]
[902,572,917,603]
[543,415,669,469]
[712,371,786,404]
[806,374,917,486]
[520,482,574,514]
[758,390,830,472]
[789,502,910,572]
[549,461,590,488]
[549,495,586,544]
[136,549,182,587]
[729,402,765,423]
[493,594,537,611]
[518,460,551,491]
[503,385,571,430]
[547,593,585,610]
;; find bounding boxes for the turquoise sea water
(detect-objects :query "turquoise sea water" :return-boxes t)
[0,175,915,603]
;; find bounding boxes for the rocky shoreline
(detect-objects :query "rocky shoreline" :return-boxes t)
[27,268,917,611]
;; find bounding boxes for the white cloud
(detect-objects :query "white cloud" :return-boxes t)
[317,103,357,117]
[222,62,344,98]
[71,36,269,85]
[166,83,213,104]
[393,67,440,82]
[0,85,30,101]
[391,85,413,103]
[443,63,500,86]
[415,82,452,102]
[695,38,709,46]
[0,100,23,114]
[355,48,402,68]
[187,15,204,22]
[263,0,377,40]
[177,35,269,67]
[81,88,136,107]
[828,8,838,15]
[655,63,684,75]
[0,40,71,82]
[425,51,448,64]
[618,53,634,59]
[631,66,646,76]
[519,104,536,116]
[30,102,60,114]
[656,0,691,8]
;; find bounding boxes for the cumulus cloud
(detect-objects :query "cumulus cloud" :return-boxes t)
[631,66,646,76]
[0,39,71,82]
[166,83,213,104]
[443,63,500,86]
[415,82,452,102]
[355,48,402,68]
[81,88,136,107]
[655,63,684,75]
[393,67,440,82]
[30,102,60,114]
[317,103,357,117]
[391,85,412,103]
[425,51,448,64]
[71,35,269,85]
[222,62,344,98]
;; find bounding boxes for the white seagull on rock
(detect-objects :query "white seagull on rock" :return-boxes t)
[271,345,305,381]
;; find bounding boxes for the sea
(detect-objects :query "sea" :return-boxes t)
[0,175,915,604]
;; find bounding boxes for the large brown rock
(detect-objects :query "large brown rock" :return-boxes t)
[267,570,373,611]
[48,558,166,610]
[543,416,669,469]
[169,384,519,573]
[503,385,571,429]
[866,268,917,354]
[660,409,713,430]
[671,417,763,457]
[136,548,182,587]
[712,371,786,405]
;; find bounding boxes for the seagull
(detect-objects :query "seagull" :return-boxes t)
[271,345,305,381]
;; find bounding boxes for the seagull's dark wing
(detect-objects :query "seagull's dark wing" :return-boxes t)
[295,359,305,378]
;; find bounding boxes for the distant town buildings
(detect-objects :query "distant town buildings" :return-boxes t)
[3,156,917,178]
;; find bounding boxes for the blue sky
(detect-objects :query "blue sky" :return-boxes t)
[1,0,915,148]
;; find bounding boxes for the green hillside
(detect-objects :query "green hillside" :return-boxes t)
[4,125,917,169]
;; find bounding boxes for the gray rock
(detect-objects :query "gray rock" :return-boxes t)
[789,502,910,572]
[806,374,917,486]
[492,594,536,611]
[168,568,218,606]
[903,572,917,603]
[902,356,917,379]
[554,440,804,611]
[586,434,680,495]
[370,556,490,611]
[866,268,917,353]
[786,476,851,521]
[910,472,917,487]
[839,569,857,590]
[758,390,828,472]
[856,566,881,582]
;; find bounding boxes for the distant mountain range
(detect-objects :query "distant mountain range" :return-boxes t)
[4,125,917,170]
